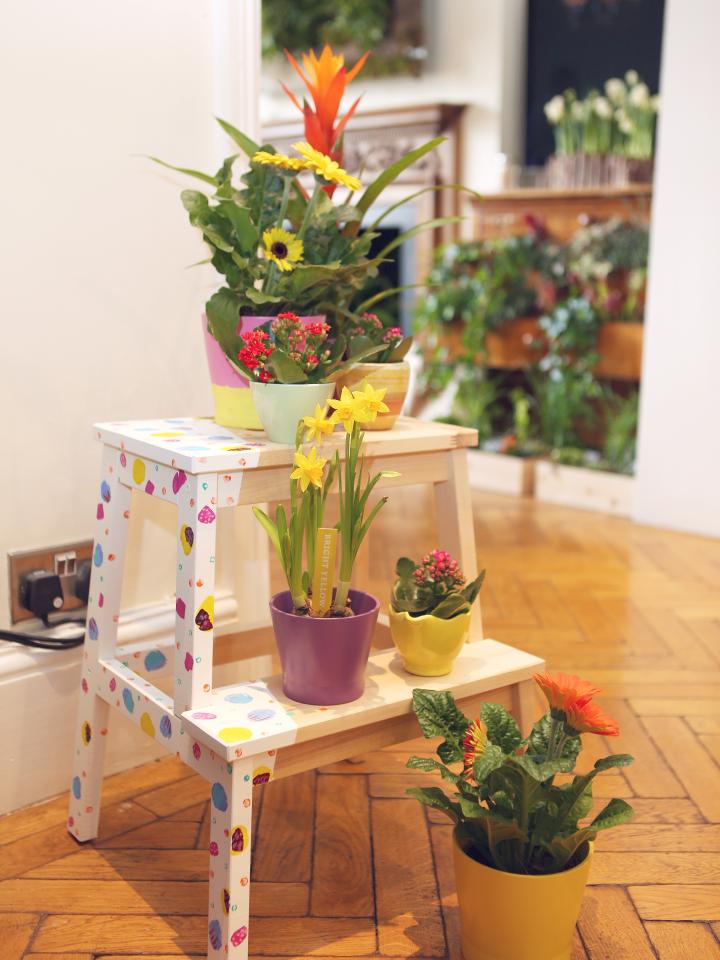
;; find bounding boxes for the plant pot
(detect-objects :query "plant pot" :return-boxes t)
[534,459,635,516]
[250,381,335,445]
[467,449,536,496]
[388,606,470,676]
[269,589,379,705]
[202,314,329,429]
[334,361,410,430]
[452,828,593,960]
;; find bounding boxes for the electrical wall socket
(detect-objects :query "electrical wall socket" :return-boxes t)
[7,540,93,624]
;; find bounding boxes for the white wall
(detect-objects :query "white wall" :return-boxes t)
[0,1,258,627]
[634,0,720,536]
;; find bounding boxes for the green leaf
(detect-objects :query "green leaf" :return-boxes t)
[527,714,581,764]
[217,200,258,253]
[411,689,469,764]
[431,594,470,620]
[462,570,486,606]
[245,287,284,306]
[406,786,460,823]
[406,755,460,784]
[268,351,309,384]
[510,754,575,782]
[395,557,416,577]
[593,754,634,772]
[355,282,429,314]
[366,182,483,231]
[252,506,280,556]
[374,217,463,261]
[590,797,635,832]
[473,743,506,783]
[206,288,242,362]
[481,702,522,754]
[149,156,218,186]
[215,117,259,158]
[356,137,446,215]
[388,337,413,362]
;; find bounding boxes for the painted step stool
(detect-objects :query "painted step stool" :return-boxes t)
[68,414,544,959]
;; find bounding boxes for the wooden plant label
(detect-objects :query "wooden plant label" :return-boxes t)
[312,527,337,616]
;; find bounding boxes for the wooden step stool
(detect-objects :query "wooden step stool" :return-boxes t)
[68,415,544,959]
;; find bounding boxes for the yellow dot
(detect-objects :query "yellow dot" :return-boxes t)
[140,712,156,737]
[132,459,146,484]
[150,431,183,437]
[217,727,252,743]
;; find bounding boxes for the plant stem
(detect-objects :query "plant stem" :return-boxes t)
[297,181,322,240]
[264,177,293,297]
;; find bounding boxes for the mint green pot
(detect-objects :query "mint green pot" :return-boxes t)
[250,381,335,445]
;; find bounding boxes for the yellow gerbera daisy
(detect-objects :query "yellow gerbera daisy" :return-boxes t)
[252,150,309,173]
[263,227,304,272]
[289,446,327,492]
[352,382,389,423]
[302,404,334,442]
[328,386,360,434]
[292,142,361,191]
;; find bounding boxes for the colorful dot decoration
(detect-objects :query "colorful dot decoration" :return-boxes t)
[218,727,252,744]
[132,458,146,484]
[122,688,134,713]
[230,824,249,854]
[144,649,167,672]
[211,782,228,812]
[224,692,253,704]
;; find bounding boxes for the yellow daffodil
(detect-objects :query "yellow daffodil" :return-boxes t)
[292,142,361,191]
[302,404,335,442]
[328,386,361,434]
[352,382,389,423]
[252,150,309,174]
[263,227,304,273]
[290,446,327,492]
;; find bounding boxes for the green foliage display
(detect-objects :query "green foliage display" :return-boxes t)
[602,389,639,475]
[391,553,485,620]
[407,689,635,875]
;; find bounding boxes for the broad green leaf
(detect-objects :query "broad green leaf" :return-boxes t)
[245,287,283,306]
[395,557,416,577]
[481,702,522,754]
[593,754,634,772]
[406,786,460,823]
[431,593,470,620]
[215,117,260,158]
[217,200,258,253]
[206,288,242,361]
[406,755,460,784]
[458,795,484,818]
[510,754,575,782]
[356,136,446,215]
[590,797,635,831]
[462,570,486,605]
[388,337,413,362]
[268,351,308,384]
[149,156,218,186]
[526,714,581,764]
[411,689,469,764]
[473,743,506,783]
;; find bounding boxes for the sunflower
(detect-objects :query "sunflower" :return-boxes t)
[252,150,309,174]
[292,142,361,191]
[290,446,327,492]
[263,227,304,273]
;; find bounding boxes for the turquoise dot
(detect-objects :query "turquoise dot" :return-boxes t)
[93,544,103,567]
[144,650,167,672]
[71,776,81,799]
[122,688,134,713]
[224,692,252,704]
[211,782,228,812]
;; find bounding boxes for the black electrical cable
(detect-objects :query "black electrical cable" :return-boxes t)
[0,614,86,650]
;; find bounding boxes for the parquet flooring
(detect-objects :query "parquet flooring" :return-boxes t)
[2,489,720,959]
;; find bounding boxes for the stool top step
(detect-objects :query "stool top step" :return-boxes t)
[182,639,543,761]
[94,416,478,474]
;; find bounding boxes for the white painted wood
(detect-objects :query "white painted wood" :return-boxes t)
[467,449,536,496]
[535,460,635,517]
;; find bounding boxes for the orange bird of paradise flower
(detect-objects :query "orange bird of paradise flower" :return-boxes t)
[282,44,368,176]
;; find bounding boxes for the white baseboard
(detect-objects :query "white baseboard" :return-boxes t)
[0,592,242,816]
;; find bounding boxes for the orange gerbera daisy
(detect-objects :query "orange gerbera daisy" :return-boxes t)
[463,718,487,772]
[533,671,601,712]
[563,697,620,737]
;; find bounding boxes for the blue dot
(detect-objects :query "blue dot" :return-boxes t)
[144,650,167,672]
[159,715,172,738]
[122,688,134,713]
[208,919,222,950]
[87,617,99,641]
[211,782,228,812]
[93,544,103,567]
[72,776,81,799]
[248,708,275,722]
[100,480,111,502]
[224,692,252,704]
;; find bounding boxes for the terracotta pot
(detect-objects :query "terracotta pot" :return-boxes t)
[250,381,335,445]
[270,590,379,705]
[334,361,410,430]
[452,828,593,960]
[388,606,470,676]
[202,314,327,429]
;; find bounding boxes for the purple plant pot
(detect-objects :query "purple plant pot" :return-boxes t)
[270,590,380,706]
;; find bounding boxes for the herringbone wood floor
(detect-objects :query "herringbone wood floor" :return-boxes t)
[2,489,720,959]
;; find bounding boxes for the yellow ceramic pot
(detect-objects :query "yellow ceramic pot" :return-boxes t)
[335,361,410,430]
[211,384,263,429]
[389,606,470,676]
[452,829,592,960]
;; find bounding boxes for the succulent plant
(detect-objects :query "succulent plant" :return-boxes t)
[391,550,485,620]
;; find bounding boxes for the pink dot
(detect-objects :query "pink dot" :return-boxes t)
[120,452,127,467]
[81,678,88,693]
[231,926,248,947]
[68,816,74,827]
[176,598,186,619]
[209,841,219,856]
[192,742,201,760]
[191,711,216,720]
[184,652,193,672]
[109,678,116,692]
[98,593,104,607]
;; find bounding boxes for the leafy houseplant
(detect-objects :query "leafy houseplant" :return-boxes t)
[388,551,485,676]
[407,672,634,960]
[335,312,414,430]
[254,384,396,704]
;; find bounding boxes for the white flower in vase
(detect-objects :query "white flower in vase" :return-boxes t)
[605,78,626,104]
[629,82,650,108]
[625,69,639,86]
[594,96,613,119]
[571,100,586,121]
[544,95,565,124]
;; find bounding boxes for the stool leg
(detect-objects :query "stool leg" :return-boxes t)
[69,445,131,841]
[207,756,254,960]
[434,448,483,639]
[175,473,218,713]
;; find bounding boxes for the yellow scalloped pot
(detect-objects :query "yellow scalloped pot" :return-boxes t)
[388,605,471,676]
[452,831,593,960]
[335,361,410,430]
[211,385,263,430]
